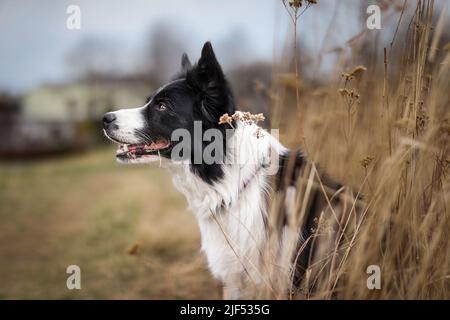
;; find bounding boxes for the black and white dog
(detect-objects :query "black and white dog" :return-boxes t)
[103,42,346,299]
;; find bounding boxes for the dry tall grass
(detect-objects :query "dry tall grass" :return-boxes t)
[255,0,449,299]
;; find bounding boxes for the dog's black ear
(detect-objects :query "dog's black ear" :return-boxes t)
[196,41,224,82]
[187,42,234,123]
[181,53,192,73]
[187,42,226,90]
[172,53,192,80]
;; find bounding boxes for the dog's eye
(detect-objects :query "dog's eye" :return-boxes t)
[156,103,167,111]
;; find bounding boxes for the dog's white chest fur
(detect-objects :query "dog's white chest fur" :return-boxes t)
[169,122,285,297]
[195,183,266,283]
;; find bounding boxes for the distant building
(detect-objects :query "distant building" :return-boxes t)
[23,79,152,122]
[1,78,153,158]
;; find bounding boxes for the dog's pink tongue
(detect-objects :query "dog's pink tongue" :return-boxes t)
[117,140,168,153]
[144,140,167,150]
[127,144,145,152]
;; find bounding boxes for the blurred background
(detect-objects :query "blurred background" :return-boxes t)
[0,0,449,299]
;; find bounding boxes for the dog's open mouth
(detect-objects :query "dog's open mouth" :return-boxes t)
[115,139,171,160]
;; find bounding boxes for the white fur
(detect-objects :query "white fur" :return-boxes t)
[106,105,147,144]
[169,121,294,299]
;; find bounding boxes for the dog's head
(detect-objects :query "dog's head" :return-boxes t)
[103,42,235,165]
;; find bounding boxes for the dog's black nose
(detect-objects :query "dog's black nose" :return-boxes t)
[103,113,116,127]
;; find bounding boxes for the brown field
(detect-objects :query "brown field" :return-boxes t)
[0,148,220,299]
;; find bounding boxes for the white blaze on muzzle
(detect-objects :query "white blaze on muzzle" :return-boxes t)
[105,105,147,144]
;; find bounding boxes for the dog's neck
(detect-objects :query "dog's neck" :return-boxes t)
[167,121,290,296]
[169,121,284,219]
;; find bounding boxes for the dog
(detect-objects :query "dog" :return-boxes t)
[103,42,353,299]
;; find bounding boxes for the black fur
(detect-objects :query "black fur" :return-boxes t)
[275,149,344,290]
[138,42,236,184]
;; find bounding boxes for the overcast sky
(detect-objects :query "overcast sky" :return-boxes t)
[0,0,377,93]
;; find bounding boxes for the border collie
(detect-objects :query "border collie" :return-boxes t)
[103,42,348,299]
